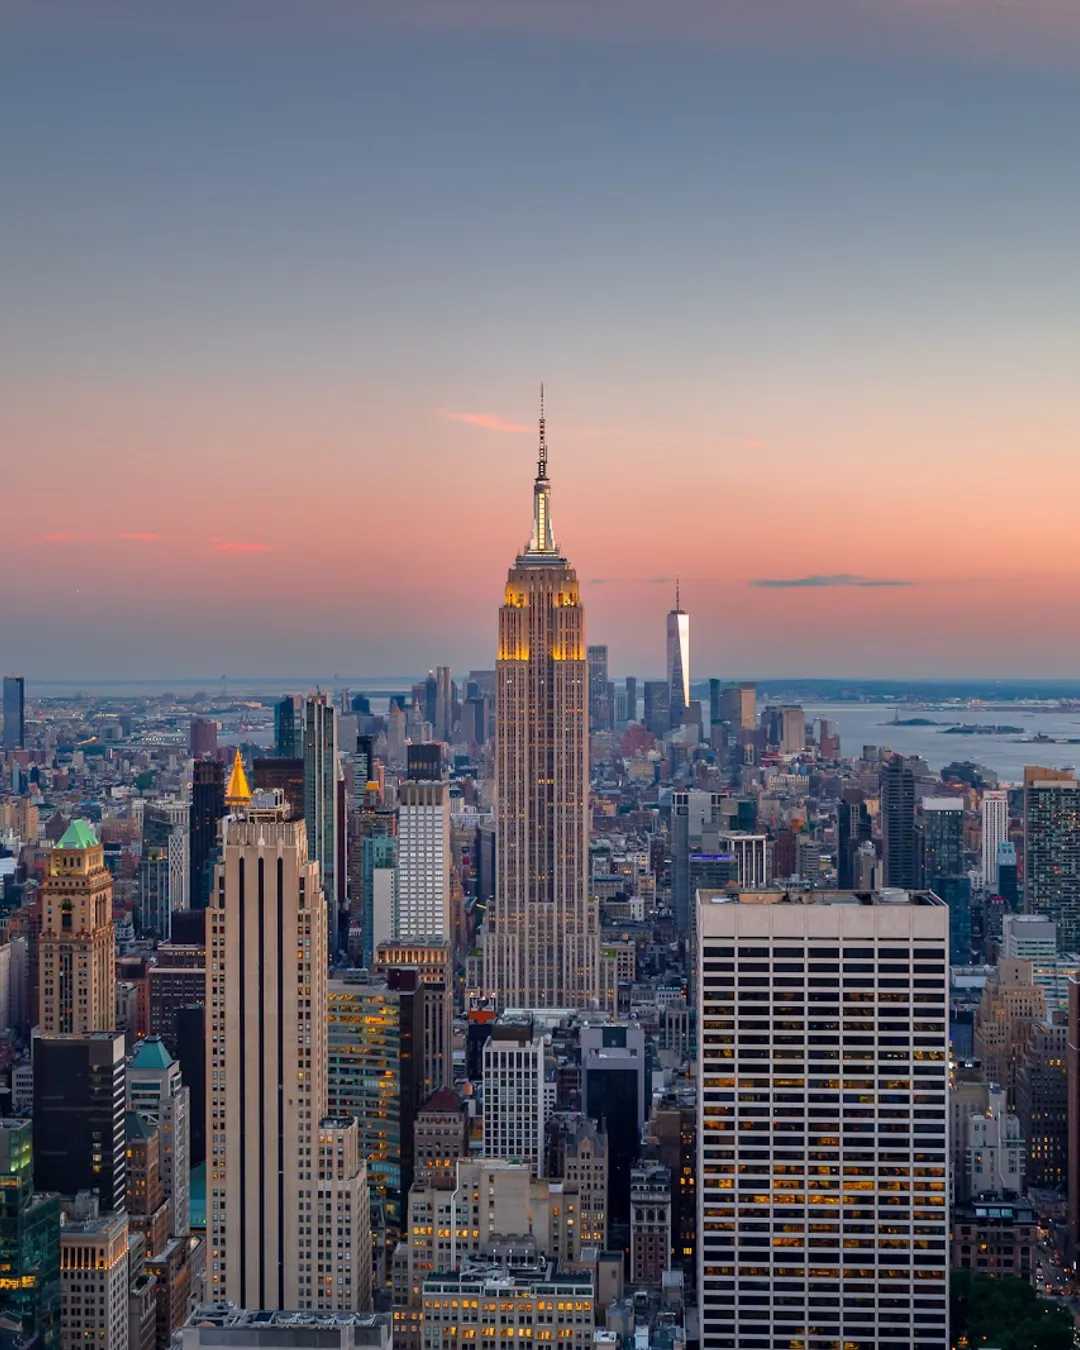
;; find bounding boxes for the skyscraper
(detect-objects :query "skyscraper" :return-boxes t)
[918,796,965,885]
[981,790,1009,892]
[128,1036,192,1237]
[206,794,371,1311]
[274,694,302,758]
[39,821,115,1035]
[2,674,25,752]
[1024,767,1080,949]
[304,692,339,936]
[697,889,950,1349]
[484,392,597,1010]
[189,757,225,910]
[395,779,451,942]
[881,754,919,889]
[434,666,454,743]
[665,582,689,728]
[0,1118,60,1348]
[587,645,612,732]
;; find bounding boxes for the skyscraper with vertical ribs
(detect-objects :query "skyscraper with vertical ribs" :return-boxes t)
[485,391,598,1010]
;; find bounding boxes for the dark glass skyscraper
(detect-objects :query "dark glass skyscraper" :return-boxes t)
[881,754,919,889]
[2,674,25,752]
[0,1118,60,1348]
[919,797,965,886]
[274,694,302,758]
[838,788,872,889]
[189,758,225,910]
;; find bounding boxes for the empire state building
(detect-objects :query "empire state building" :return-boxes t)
[485,393,598,1010]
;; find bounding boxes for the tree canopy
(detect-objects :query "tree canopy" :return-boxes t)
[951,1270,1075,1350]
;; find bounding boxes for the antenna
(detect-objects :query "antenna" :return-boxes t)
[538,382,547,480]
[676,576,681,612]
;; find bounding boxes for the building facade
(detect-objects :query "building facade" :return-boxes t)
[1024,768,1080,948]
[485,398,598,1010]
[697,890,950,1350]
[395,780,451,943]
[39,821,116,1035]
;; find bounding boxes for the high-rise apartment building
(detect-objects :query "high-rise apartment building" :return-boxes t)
[666,583,690,728]
[484,397,598,1010]
[32,1031,127,1213]
[2,674,25,752]
[128,1036,192,1237]
[981,790,1009,892]
[0,1118,60,1348]
[189,758,225,910]
[1024,767,1080,949]
[207,797,370,1311]
[697,889,950,1350]
[39,821,115,1035]
[304,693,340,930]
[881,755,919,890]
[395,780,451,943]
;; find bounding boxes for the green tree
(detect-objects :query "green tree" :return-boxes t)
[951,1270,1074,1350]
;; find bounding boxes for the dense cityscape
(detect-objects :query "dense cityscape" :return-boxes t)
[0,428,1078,1349]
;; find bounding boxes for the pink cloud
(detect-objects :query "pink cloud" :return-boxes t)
[741,438,764,449]
[208,537,274,554]
[438,409,533,434]
[39,532,82,543]
[116,531,161,542]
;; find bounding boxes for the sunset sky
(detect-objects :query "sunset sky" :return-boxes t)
[4,0,1080,681]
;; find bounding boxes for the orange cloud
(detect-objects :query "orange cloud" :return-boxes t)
[39,532,82,543]
[209,537,274,554]
[438,409,532,433]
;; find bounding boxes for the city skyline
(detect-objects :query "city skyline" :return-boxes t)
[5,5,1080,678]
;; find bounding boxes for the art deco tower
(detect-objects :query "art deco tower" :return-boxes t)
[485,391,598,1009]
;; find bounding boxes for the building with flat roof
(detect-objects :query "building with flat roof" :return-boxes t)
[697,887,949,1350]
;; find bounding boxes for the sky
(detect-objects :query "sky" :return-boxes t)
[4,0,1080,681]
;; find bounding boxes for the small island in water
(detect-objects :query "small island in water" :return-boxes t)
[884,717,943,727]
[942,724,1024,736]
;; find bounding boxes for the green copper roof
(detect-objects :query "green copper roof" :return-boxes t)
[56,819,99,850]
[130,1036,174,1071]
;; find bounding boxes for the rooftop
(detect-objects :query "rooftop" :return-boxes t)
[56,819,99,850]
[129,1035,175,1072]
[699,887,946,908]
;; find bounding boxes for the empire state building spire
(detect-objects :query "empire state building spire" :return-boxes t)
[527,383,558,556]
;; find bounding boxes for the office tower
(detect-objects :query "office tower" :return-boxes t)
[666,582,690,728]
[421,1263,594,1350]
[642,680,670,739]
[304,692,339,929]
[624,675,637,725]
[485,396,598,1010]
[395,780,451,944]
[645,1094,695,1289]
[1024,767,1080,948]
[252,756,305,820]
[919,797,964,885]
[434,666,454,743]
[2,674,25,751]
[1066,977,1080,1266]
[996,840,1020,908]
[189,718,218,758]
[1016,1014,1068,1190]
[0,1118,60,1347]
[1003,914,1058,960]
[387,703,407,770]
[881,754,919,889]
[406,743,442,782]
[838,789,872,890]
[126,1111,171,1255]
[189,758,225,910]
[933,875,972,964]
[176,1005,207,1170]
[710,681,756,733]
[581,1023,646,1248]
[818,717,841,759]
[973,959,1047,1104]
[60,1212,129,1348]
[376,939,452,1096]
[423,671,439,728]
[32,1031,127,1211]
[981,790,1009,891]
[207,797,370,1311]
[630,1164,671,1287]
[327,970,425,1248]
[128,1036,191,1236]
[964,1084,1025,1195]
[39,821,115,1035]
[587,646,612,732]
[274,694,303,758]
[763,704,805,754]
[697,890,950,1350]
[482,1018,553,1174]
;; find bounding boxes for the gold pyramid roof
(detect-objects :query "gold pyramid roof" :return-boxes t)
[225,748,252,806]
